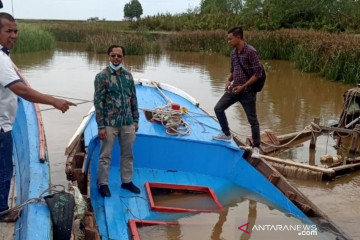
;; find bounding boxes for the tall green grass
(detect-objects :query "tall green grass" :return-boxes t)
[13,20,360,84]
[166,29,360,84]
[13,24,55,53]
[166,30,228,54]
[86,33,161,55]
[27,20,162,55]
[130,13,248,31]
[30,20,131,42]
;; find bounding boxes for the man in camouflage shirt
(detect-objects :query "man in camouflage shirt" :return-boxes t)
[94,45,140,196]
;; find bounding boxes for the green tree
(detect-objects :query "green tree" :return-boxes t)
[200,0,243,14]
[124,0,143,20]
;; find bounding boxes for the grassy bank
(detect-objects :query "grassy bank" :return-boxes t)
[129,13,245,31]
[166,29,360,84]
[85,32,161,55]
[19,20,161,55]
[14,24,55,53]
[15,20,360,84]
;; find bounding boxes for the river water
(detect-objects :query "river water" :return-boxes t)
[11,43,359,239]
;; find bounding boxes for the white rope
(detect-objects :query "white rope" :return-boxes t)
[0,184,66,217]
[151,82,172,105]
[150,104,190,135]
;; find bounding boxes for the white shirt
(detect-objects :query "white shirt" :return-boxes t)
[0,45,21,132]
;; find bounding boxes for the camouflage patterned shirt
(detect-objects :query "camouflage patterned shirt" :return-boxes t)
[94,66,139,129]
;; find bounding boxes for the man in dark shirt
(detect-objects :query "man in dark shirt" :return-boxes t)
[213,26,262,158]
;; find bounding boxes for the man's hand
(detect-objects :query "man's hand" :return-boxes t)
[134,122,139,132]
[53,99,77,113]
[9,82,77,112]
[98,129,107,140]
[232,85,243,94]
[225,80,232,92]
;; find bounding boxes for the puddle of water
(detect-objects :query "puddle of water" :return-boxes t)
[152,189,220,211]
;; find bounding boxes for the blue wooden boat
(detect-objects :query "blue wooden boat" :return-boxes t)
[4,69,51,239]
[66,79,348,240]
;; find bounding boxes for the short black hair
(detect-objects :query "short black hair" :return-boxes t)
[0,12,15,30]
[228,26,243,39]
[107,45,126,56]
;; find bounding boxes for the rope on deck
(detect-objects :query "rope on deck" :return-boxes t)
[146,82,191,135]
[146,104,191,135]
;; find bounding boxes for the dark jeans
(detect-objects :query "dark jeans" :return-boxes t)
[214,91,260,147]
[0,129,13,212]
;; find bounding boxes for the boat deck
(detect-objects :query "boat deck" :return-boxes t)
[78,80,348,239]
[89,165,309,240]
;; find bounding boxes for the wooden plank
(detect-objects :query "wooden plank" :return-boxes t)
[318,125,357,134]
[310,118,320,149]
[261,155,336,175]
[331,162,360,172]
[73,168,87,194]
[277,130,312,142]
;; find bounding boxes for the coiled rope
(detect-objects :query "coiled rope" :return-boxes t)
[149,82,191,135]
[150,104,190,135]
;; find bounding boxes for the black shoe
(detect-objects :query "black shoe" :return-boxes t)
[121,182,140,194]
[99,184,111,197]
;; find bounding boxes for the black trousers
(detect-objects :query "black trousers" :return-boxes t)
[214,91,260,147]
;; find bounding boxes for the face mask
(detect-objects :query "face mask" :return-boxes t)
[109,62,122,71]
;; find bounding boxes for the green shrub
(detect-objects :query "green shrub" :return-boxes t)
[85,33,161,55]
[13,24,55,53]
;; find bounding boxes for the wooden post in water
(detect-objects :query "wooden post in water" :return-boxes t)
[310,118,320,149]
[349,124,360,154]
[309,148,316,166]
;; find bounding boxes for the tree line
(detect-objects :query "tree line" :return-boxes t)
[199,0,360,32]
[124,0,360,33]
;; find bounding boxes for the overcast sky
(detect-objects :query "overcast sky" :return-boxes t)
[0,0,201,20]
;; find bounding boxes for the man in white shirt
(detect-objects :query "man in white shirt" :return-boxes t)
[0,12,76,222]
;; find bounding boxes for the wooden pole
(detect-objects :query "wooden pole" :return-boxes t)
[261,155,335,175]
[310,118,320,149]
[309,148,316,166]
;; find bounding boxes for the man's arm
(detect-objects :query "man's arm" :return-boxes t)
[9,81,76,113]
[94,73,106,129]
[129,77,139,132]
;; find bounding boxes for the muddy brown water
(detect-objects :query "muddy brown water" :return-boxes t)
[11,43,359,239]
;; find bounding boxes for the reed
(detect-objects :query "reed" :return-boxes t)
[85,32,161,55]
[166,30,229,54]
[13,24,55,53]
[166,29,360,84]
[37,20,131,42]
[130,13,247,31]
[14,20,360,84]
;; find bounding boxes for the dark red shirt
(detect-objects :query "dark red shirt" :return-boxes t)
[230,43,263,89]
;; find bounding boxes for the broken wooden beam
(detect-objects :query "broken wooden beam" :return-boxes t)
[261,155,335,175]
